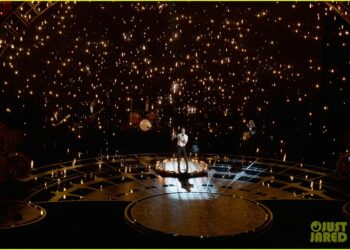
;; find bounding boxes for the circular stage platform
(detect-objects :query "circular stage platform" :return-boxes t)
[155,158,208,177]
[125,192,272,238]
[0,200,46,230]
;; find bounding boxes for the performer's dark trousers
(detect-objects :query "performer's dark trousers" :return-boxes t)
[241,137,257,158]
[177,146,189,173]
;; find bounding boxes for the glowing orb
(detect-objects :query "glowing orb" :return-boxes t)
[139,119,152,131]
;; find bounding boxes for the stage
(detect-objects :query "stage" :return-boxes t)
[1,1,350,248]
[0,153,349,248]
[20,154,350,202]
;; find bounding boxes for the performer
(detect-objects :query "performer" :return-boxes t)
[173,128,189,173]
[242,120,257,156]
[246,120,256,138]
[178,173,193,192]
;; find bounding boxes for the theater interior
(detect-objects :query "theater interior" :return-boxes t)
[0,1,350,248]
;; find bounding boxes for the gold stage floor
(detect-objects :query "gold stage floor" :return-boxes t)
[7,153,349,238]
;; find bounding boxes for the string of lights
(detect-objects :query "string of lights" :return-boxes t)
[0,2,349,166]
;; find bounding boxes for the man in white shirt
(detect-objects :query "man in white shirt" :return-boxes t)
[174,128,189,173]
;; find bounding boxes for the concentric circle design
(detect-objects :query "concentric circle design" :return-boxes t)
[0,200,46,230]
[125,192,272,238]
[22,154,350,202]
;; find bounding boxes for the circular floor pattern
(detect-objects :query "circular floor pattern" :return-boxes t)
[125,192,272,238]
[22,154,350,202]
[155,158,208,177]
[0,200,46,229]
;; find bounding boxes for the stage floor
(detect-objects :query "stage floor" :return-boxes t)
[125,192,272,238]
[22,153,350,202]
[1,153,349,247]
